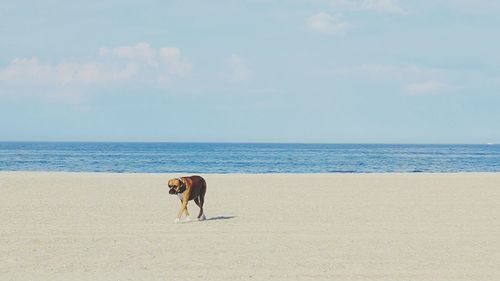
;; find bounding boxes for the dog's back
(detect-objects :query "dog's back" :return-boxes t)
[187,175,206,200]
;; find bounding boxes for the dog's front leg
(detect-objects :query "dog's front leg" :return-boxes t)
[175,197,190,223]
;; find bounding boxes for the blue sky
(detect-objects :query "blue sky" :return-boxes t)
[1,0,499,143]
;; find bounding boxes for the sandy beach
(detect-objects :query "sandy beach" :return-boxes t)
[1,172,499,280]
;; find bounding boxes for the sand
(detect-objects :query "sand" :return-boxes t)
[1,172,499,281]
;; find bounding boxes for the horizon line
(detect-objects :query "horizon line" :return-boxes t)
[0,140,496,146]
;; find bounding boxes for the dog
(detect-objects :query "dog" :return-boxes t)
[168,175,206,223]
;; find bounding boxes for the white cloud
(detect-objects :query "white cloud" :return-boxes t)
[307,12,350,34]
[100,43,192,82]
[337,64,456,95]
[433,0,500,14]
[338,64,447,81]
[0,43,191,91]
[0,57,139,86]
[360,0,404,13]
[404,81,452,95]
[99,42,156,66]
[224,55,252,81]
[323,0,404,14]
[158,47,192,81]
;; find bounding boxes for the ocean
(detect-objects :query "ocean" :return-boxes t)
[0,142,498,173]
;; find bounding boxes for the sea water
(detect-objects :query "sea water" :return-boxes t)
[0,142,498,173]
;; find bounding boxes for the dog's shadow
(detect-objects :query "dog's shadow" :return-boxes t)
[205,215,236,221]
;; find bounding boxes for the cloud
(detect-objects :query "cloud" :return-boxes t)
[404,81,452,95]
[0,57,138,86]
[158,47,192,82]
[323,0,404,14]
[223,55,252,82]
[337,64,455,95]
[360,0,404,13]
[338,64,447,81]
[307,12,351,34]
[431,0,500,14]
[0,42,191,90]
[99,42,156,66]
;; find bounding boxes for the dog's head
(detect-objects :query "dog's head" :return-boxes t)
[168,178,185,195]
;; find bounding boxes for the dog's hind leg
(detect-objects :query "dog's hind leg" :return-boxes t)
[195,196,202,219]
[197,179,206,221]
[195,195,205,220]
[194,197,205,220]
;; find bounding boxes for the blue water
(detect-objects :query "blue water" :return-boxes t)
[0,142,498,173]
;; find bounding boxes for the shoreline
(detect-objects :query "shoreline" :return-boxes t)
[1,170,499,175]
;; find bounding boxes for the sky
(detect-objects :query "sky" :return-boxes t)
[0,0,499,143]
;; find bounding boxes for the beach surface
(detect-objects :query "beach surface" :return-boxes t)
[1,172,499,281]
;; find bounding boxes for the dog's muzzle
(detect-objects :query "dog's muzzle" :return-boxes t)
[169,185,185,195]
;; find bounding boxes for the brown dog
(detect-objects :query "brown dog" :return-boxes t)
[168,175,206,222]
